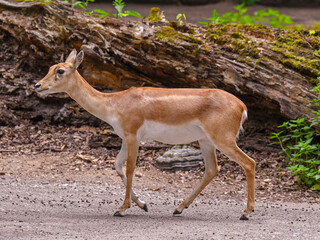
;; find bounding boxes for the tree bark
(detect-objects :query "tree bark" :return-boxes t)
[0,0,318,133]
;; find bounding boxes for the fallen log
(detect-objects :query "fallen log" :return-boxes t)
[0,0,319,147]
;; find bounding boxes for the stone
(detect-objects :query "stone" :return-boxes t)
[156,145,203,170]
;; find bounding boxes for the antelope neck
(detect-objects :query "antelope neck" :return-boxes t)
[65,71,116,123]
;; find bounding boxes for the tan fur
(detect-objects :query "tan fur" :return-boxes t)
[35,50,255,219]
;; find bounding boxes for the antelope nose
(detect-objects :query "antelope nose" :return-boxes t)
[35,83,41,89]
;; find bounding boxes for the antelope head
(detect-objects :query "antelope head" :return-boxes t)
[35,49,84,94]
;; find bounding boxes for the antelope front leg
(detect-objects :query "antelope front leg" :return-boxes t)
[114,141,147,214]
[114,135,139,217]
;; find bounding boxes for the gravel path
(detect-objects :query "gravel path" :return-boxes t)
[1,176,319,240]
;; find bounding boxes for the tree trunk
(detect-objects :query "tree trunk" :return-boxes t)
[0,0,319,146]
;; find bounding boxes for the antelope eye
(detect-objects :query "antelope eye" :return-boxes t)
[57,69,65,75]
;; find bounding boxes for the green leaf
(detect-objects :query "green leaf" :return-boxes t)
[94,9,110,17]
[206,9,220,23]
[113,0,124,6]
[268,8,279,15]
[199,21,209,25]
[240,14,254,24]
[115,4,124,15]
[183,14,186,20]
[283,15,293,24]
[289,165,298,171]
[72,1,85,9]
[125,10,141,18]
[309,30,316,35]
[311,184,320,191]
[213,9,219,20]
[234,4,247,14]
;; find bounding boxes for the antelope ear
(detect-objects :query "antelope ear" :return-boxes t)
[73,51,84,70]
[65,49,77,65]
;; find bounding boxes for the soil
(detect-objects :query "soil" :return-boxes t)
[1,2,320,239]
[0,122,319,239]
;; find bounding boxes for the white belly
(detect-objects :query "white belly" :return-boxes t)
[137,120,206,144]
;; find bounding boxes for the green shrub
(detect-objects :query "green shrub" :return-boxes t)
[270,85,320,190]
[69,0,141,18]
[200,4,293,29]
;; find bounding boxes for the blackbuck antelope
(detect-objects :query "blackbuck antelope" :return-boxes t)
[35,49,255,220]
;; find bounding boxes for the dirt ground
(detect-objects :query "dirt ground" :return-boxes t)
[1,1,320,239]
[0,123,319,239]
[0,151,320,240]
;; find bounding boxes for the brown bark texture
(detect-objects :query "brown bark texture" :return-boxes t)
[0,0,318,138]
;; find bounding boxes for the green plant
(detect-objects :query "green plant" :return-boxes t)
[71,0,108,16]
[309,30,316,35]
[72,0,93,10]
[270,87,320,190]
[92,9,110,17]
[112,0,141,18]
[199,4,293,29]
[254,8,293,28]
[199,4,254,25]
[220,4,254,24]
[176,13,187,25]
[70,0,141,18]
[199,9,220,25]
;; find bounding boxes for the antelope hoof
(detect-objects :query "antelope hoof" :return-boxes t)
[142,204,148,212]
[240,215,249,220]
[173,209,182,215]
[114,211,124,217]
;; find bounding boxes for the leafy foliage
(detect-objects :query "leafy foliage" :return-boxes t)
[254,8,293,28]
[176,13,187,26]
[309,30,316,35]
[199,9,219,25]
[270,86,320,190]
[71,0,93,10]
[112,0,141,18]
[68,0,141,19]
[92,9,110,18]
[69,0,103,16]
[200,4,293,29]
[222,4,254,25]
